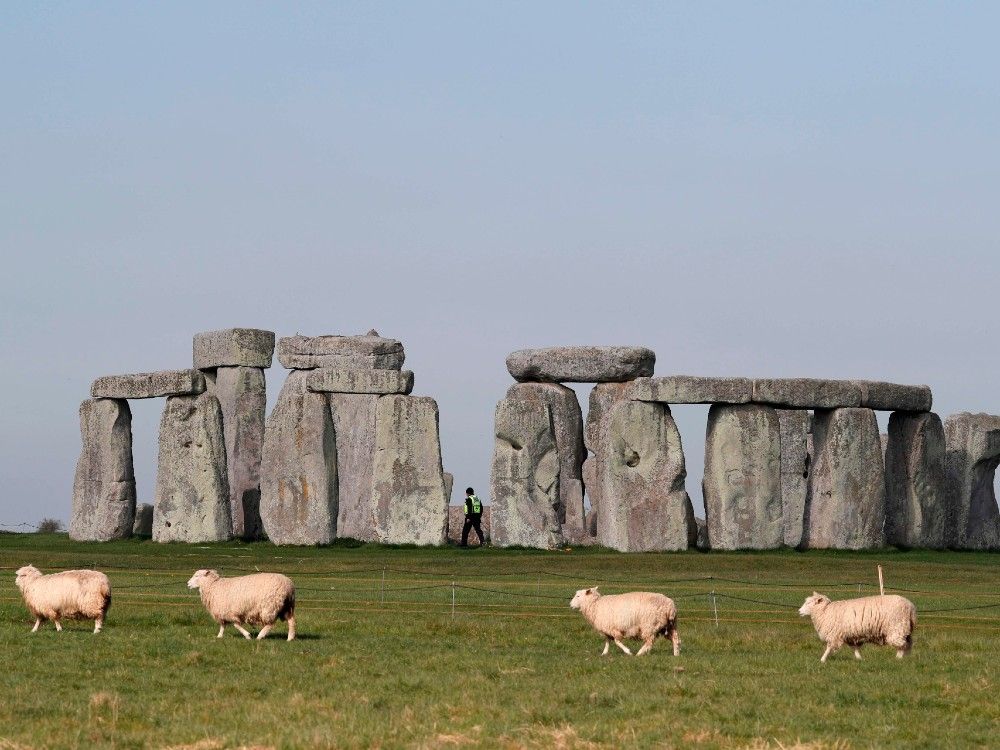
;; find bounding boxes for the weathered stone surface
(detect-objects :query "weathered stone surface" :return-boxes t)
[752,379,862,410]
[597,400,696,551]
[328,393,379,541]
[277,334,405,370]
[307,368,414,395]
[943,412,1000,550]
[69,398,136,542]
[802,408,885,549]
[372,395,449,545]
[213,367,266,540]
[447,505,490,545]
[193,328,275,369]
[506,346,655,383]
[703,404,783,550]
[855,381,932,412]
[91,370,205,400]
[885,412,949,548]
[259,371,338,545]
[132,503,153,537]
[153,392,232,543]
[506,382,586,535]
[581,382,632,538]
[443,472,454,504]
[695,517,711,550]
[490,399,562,548]
[778,409,811,548]
[630,376,752,404]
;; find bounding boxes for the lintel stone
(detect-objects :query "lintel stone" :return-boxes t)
[193,328,275,369]
[307,368,414,395]
[91,370,205,399]
[629,376,752,404]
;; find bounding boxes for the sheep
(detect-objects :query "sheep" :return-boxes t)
[798,592,917,662]
[570,587,680,656]
[187,569,296,641]
[14,565,111,634]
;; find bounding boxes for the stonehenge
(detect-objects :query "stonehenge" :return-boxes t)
[68,330,1000,551]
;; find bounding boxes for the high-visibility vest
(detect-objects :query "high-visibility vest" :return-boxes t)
[468,495,482,514]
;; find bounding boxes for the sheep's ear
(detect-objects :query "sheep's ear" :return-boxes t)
[813,591,820,596]
[592,586,599,593]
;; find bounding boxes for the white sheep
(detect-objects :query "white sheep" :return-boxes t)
[570,587,680,656]
[14,565,111,634]
[187,569,296,641]
[799,592,916,662]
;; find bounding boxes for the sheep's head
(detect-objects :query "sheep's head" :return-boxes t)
[570,587,600,610]
[799,592,829,617]
[187,569,220,589]
[14,565,41,590]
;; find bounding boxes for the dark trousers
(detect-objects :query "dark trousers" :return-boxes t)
[461,514,485,546]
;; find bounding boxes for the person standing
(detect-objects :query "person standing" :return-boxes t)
[461,487,485,547]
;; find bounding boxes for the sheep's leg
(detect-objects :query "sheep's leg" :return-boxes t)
[820,644,833,663]
[613,638,633,656]
[601,638,611,656]
[636,637,655,656]
[233,622,252,640]
[217,624,226,638]
[670,628,681,657]
[896,648,907,659]
[30,618,41,633]
[256,624,272,640]
[94,617,103,635]
[54,618,62,632]
[286,615,296,641]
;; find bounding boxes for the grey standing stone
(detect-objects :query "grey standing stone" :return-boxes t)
[943,412,1000,550]
[259,371,338,545]
[328,393,379,541]
[443,472,454,504]
[307,368,414,395]
[695,517,711,551]
[69,398,136,541]
[490,398,562,548]
[372,395,448,545]
[581,382,632,538]
[277,334,405,370]
[855,381,932,413]
[193,328,275,369]
[506,346,655,383]
[153,392,232,543]
[703,404,783,550]
[885,412,949,548]
[629,376,752,405]
[778,410,811,548]
[752,379,862,410]
[802,408,885,549]
[213,367,266,540]
[91,370,206,400]
[133,503,153,537]
[506,382,586,536]
[597,400,696,552]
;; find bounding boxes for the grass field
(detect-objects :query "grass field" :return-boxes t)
[0,534,997,749]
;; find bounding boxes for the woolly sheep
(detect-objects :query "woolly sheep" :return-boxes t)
[799,592,916,662]
[187,569,296,641]
[570,587,680,656]
[14,565,111,634]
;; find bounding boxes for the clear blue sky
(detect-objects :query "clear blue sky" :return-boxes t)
[2,2,998,527]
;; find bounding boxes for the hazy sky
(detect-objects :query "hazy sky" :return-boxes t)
[2,3,998,528]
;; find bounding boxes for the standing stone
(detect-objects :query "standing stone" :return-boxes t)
[70,398,136,541]
[802,408,885,549]
[943,413,1000,550]
[598,400,696,552]
[328,393,379,541]
[153,392,232,543]
[506,346,655,383]
[703,404,782,550]
[443,472,454,503]
[212,367,266,540]
[506,382,586,537]
[778,410,811,548]
[695,517,711,551]
[132,503,153,537]
[372,395,449,545]
[885,412,949,548]
[259,371,338,545]
[581,382,632,537]
[490,398,562,548]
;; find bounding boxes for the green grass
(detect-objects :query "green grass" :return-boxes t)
[1,534,997,749]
